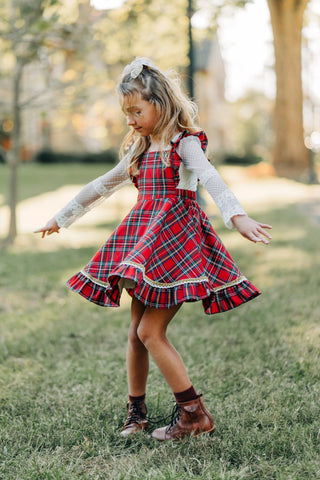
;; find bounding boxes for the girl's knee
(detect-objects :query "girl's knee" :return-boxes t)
[136,323,147,345]
[128,323,144,348]
[137,323,164,348]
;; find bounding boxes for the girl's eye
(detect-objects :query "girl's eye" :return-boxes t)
[135,111,141,116]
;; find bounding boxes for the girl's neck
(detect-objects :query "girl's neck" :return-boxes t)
[149,138,161,152]
[149,131,179,152]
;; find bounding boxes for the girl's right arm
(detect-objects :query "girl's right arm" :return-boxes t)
[34,156,131,237]
[178,136,272,244]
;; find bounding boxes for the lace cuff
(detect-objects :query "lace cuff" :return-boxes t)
[54,198,92,228]
[214,189,247,229]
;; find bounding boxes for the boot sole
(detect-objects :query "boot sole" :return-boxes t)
[152,425,215,441]
[120,422,148,437]
[194,425,215,438]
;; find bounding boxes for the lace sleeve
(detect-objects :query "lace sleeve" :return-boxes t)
[177,136,246,229]
[54,155,131,228]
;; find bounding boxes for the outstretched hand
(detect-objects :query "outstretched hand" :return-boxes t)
[231,215,272,245]
[34,218,60,238]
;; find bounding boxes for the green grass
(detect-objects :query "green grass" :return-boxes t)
[0,163,113,205]
[0,165,320,479]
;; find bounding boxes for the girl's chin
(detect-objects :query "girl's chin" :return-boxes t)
[132,127,152,137]
[135,131,149,137]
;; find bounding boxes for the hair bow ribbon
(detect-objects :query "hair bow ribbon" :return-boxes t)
[123,57,161,79]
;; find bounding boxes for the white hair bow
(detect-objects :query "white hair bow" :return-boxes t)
[122,57,161,80]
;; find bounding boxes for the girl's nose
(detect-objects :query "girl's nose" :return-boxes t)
[127,115,135,126]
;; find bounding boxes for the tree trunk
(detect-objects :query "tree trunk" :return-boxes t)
[187,0,194,100]
[6,60,23,244]
[267,0,310,180]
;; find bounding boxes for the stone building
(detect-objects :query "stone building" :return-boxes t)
[194,37,231,158]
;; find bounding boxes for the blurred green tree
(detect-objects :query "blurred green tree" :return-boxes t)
[230,90,273,161]
[93,0,189,70]
[0,0,108,244]
[0,0,64,243]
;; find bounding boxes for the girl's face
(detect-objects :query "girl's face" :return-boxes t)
[123,94,159,138]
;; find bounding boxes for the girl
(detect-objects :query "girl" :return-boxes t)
[35,58,272,441]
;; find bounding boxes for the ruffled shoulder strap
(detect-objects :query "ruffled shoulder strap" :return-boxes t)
[171,130,208,153]
[170,130,208,182]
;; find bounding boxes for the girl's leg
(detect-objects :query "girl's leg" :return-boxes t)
[120,296,149,438]
[137,304,214,441]
[137,304,192,393]
[127,296,149,396]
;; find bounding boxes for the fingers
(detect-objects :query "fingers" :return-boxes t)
[34,227,60,238]
[258,226,272,240]
[34,227,48,236]
[43,228,59,237]
[249,227,272,244]
[258,223,272,230]
[236,217,272,245]
[248,233,267,244]
[251,222,272,244]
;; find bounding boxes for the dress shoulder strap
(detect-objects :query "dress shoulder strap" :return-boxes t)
[169,130,208,186]
[170,130,208,154]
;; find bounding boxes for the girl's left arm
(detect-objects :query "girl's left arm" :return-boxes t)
[178,137,272,244]
[35,156,131,236]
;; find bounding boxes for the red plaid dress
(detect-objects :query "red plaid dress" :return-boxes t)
[67,131,260,314]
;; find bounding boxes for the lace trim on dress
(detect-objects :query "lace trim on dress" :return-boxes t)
[80,264,247,293]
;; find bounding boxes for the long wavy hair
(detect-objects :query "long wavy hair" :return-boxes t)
[117,60,199,176]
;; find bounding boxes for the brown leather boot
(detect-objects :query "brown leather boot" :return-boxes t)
[151,394,214,441]
[120,399,148,438]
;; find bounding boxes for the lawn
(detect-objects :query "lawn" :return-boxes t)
[0,163,319,479]
[0,163,110,205]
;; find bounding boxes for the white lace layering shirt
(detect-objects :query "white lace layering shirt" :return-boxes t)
[54,134,246,230]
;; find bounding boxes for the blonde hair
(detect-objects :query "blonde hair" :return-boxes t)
[117,59,199,176]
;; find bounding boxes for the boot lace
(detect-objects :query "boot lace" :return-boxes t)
[148,402,182,430]
[167,403,182,432]
[124,401,147,427]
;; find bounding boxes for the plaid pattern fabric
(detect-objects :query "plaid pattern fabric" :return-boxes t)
[67,130,260,314]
